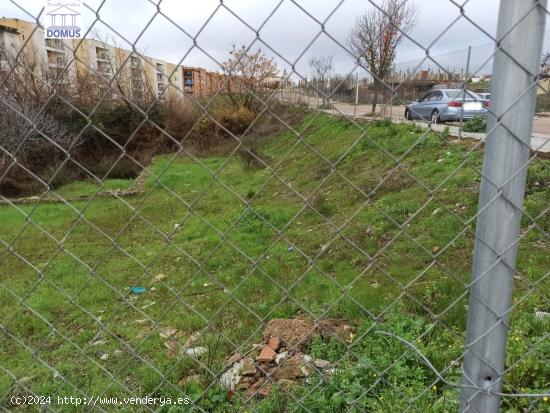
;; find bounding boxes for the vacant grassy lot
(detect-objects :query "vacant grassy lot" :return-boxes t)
[1,113,548,412]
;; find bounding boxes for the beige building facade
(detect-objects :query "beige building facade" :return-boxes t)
[0,18,223,102]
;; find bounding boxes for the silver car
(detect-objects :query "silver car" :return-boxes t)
[405,89,489,123]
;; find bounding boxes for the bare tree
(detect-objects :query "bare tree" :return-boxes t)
[71,32,155,109]
[0,45,51,106]
[221,45,279,111]
[348,0,417,113]
[0,95,74,153]
[0,91,77,173]
[309,55,334,104]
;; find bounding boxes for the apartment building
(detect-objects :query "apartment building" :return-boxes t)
[182,66,226,97]
[0,18,223,101]
[0,18,75,83]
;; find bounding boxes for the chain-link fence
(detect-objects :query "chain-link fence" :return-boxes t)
[0,0,549,412]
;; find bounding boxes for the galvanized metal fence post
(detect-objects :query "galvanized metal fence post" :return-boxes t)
[459,45,472,140]
[460,1,547,412]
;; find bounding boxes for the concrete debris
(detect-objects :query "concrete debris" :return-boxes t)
[96,351,109,360]
[240,357,256,376]
[185,347,208,357]
[151,273,167,284]
[314,359,331,369]
[159,327,178,338]
[535,311,550,319]
[275,351,288,365]
[220,362,242,390]
[217,315,354,398]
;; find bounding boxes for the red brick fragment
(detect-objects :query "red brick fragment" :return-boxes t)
[267,336,280,351]
[256,345,277,362]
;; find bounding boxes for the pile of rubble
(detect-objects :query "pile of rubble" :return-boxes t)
[219,316,354,398]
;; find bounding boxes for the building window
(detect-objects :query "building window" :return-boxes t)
[46,38,64,50]
[96,47,108,61]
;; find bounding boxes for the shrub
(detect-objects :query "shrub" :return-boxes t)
[237,146,265,171]
[161,95,202,141]
[215,105,256,136]
[440,126,450,141]
[535,93,550,113]
[462,115,487,133]
[0,94,79,196]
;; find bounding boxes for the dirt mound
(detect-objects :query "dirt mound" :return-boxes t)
[262,316,317,350]
[217,315,355,399]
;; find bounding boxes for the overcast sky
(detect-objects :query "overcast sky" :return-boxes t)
[2,0,549,79]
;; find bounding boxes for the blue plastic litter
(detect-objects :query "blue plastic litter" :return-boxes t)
[287,246,295,252]
[131,287,146,294]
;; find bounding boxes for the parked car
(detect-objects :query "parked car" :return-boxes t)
[405,89,489,123]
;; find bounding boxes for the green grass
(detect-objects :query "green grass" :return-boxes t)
[0,113,548,412]
[51,179,134,199]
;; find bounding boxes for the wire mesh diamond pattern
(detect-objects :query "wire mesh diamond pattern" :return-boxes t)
[0,0,549,412]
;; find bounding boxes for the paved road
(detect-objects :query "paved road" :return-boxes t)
[282,92,550,153]
[330,102,550,153]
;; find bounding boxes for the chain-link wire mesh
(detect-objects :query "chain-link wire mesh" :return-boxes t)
[0,0,548,412]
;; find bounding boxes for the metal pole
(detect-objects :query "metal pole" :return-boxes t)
[460,1,547,412]
[316,78,319,109]
[459,46,472,139]
[354,72,359,119]
[390,66,395,120]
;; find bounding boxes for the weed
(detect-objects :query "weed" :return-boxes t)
[237,147,265,171]
[462,115,487,133]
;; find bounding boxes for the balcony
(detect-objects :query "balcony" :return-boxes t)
[45,39,65,51]
[47,50,66,68]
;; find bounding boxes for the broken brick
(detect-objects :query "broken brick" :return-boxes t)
[256,345,277,362]
[267,336,281,351]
